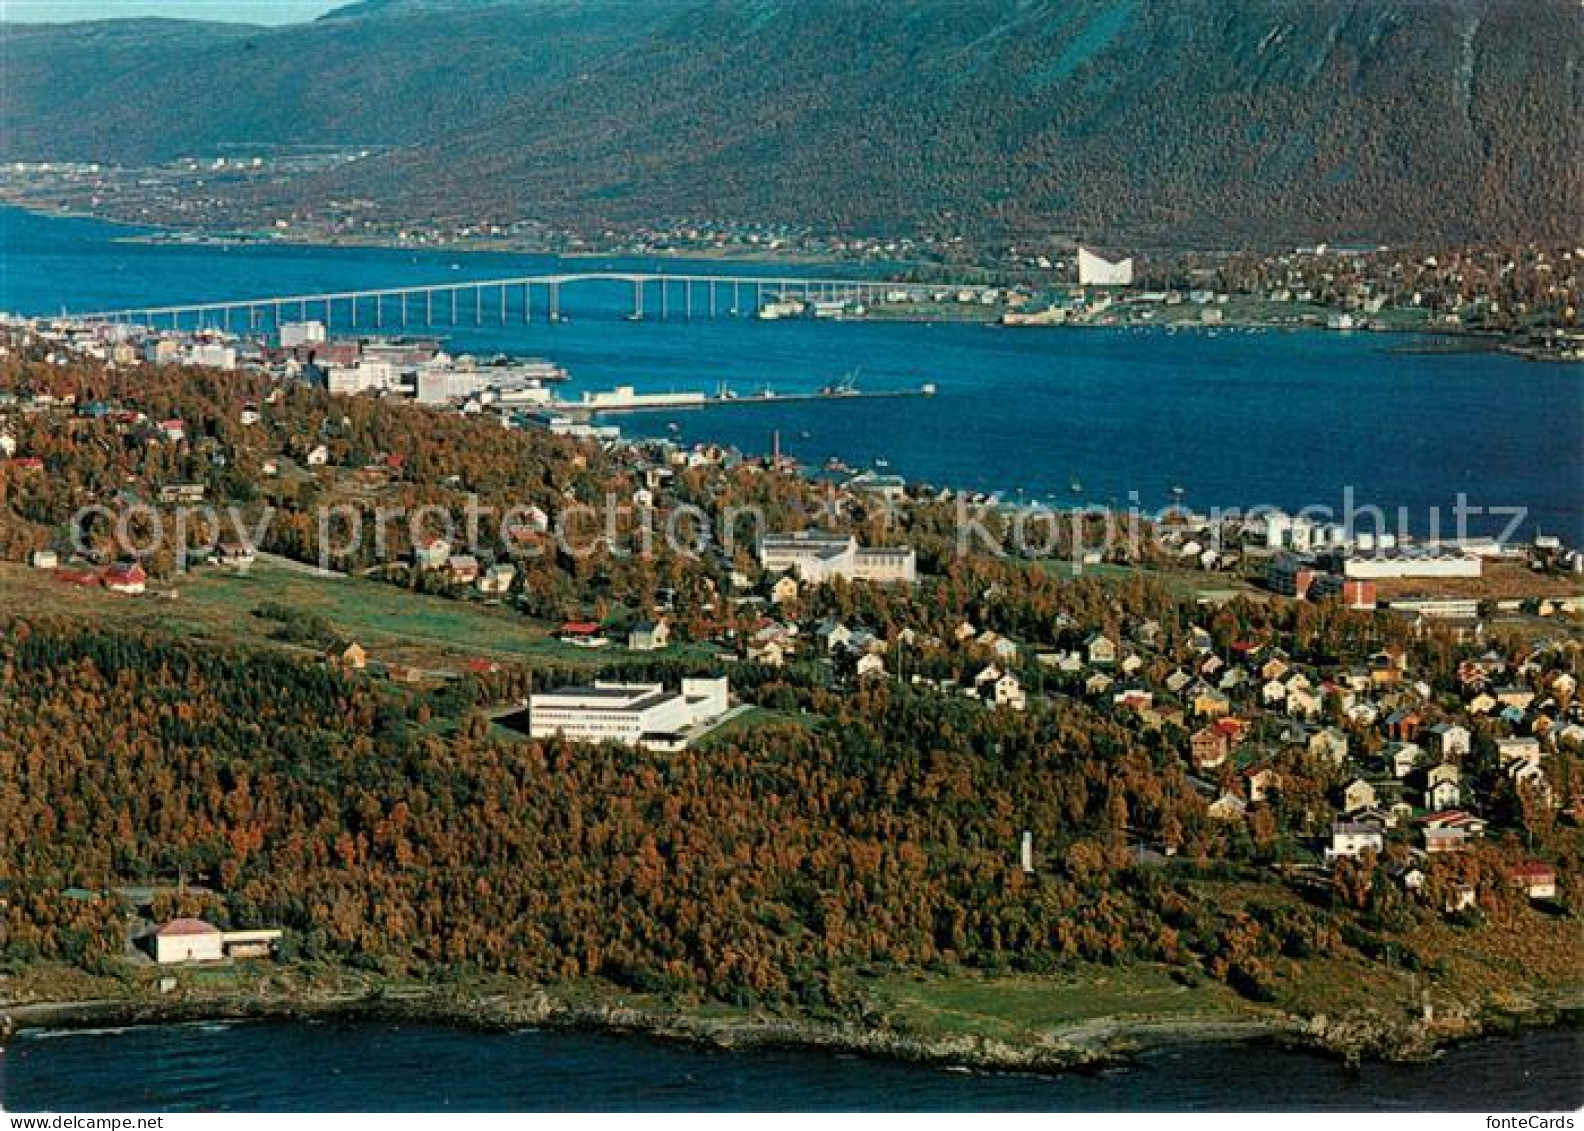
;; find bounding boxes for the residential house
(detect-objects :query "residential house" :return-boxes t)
[1343,778,1378,814]
[1085,671,1115,696]
[1423,826,1470,854]
[1496,736,1543,766]
[770,575,800,606]
[1192,685,1232,718]
[332,642,367,671]
[476,562,516,595]
[413,538,452,570]
[816,619,854,654]
[1286,685,1323,720]
[1495,686,1537,711]
[1384,741,1425,779]
[1326,822,1384,861]
[1246,765,1282,804]
[1208,792,1248,822]
[103,562,147,595]
[1310,726,1350,765]
[1510,861,1558,901]
[1084,632,1118,666]
[1427,722,1471,759]
[1191,725,1231,770]
[445,555,480,585]
[627,620,671,652]
[1509,760,1556,809]
[855,652,887,681]
[557,622,609,649]
[1424,762,1462,810]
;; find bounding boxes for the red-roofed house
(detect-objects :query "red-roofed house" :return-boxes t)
[557,621,609,648]
[1510,861,1558,901]
[103,562,147,595]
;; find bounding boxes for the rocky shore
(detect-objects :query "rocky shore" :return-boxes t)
[6,984,1578,1074]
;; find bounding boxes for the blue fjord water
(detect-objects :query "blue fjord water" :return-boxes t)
[2,206,1580,542]
[1,207,1581,1109]
[3,1021,1582,1112]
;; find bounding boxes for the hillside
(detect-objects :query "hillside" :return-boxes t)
[2,0,1580,245]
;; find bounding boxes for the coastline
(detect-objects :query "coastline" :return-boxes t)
[1,202,1567,354]
[6,982,1579,1075]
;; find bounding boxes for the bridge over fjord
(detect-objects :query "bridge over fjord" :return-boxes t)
[72,271,956,332]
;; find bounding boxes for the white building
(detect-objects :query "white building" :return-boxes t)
[759,532,916,584]
[151,919,284,965]
[279,320,328,349]
[528,678,730,750]
[1077,247,1134,287]
[1343,550,1481,580]
[1326,821,1384,861]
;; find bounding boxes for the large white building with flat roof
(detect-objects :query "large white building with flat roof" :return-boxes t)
[759,532,916,584]
[1078,248,1134,287]
[529,678,730,750]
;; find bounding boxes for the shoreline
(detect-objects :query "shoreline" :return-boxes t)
[6,984,1579,1076]
[1,202,1567,354]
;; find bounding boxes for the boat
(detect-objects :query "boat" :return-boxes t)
[875,457,890,469]
[1070,478,1083,494]
[820,368,861,397]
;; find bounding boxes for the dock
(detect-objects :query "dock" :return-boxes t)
[549,382,937,420]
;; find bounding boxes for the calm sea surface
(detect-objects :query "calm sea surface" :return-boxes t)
[3,1021,1582,1112]
[2,207,1580,541]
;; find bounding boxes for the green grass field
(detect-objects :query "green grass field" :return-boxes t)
[0,560,678,673]
[865,964,1253,1042]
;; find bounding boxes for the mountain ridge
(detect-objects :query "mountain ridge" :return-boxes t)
[2,0,1578,246]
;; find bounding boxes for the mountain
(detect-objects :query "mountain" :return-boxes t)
[0,1,683,160]
[3,0,1579,246]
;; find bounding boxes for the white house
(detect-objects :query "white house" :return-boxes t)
[151,920,284,965]
[1326,821,1384,861]
[153,919,223,964]
[1428,722,1471,759]
[627,620,671,652]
